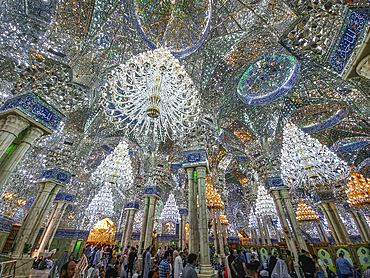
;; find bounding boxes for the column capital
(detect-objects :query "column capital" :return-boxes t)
[186,167,194,175]
[37,169,72,187]
[195,166,207,176]
[54,193,74,203]
[182,149,209,173]
[43,181,57,192]
[125,202,140,210]
[22,127,44,145]
[143,186,161,199]
[2,114,29,136]
[313,192,335,204]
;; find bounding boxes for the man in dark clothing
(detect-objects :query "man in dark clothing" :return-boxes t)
[182,253,198,278]
[267,252,277,277]
[231,250,247,278]
[298,250,315,278]
[149,266,158,278]
[228,251,237,278]
[128,246,137,278]
[38,258,47,269]
[250,256,260,270]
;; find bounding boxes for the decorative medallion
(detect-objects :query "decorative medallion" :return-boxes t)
[132,0,211,58]
[237,53,300,105]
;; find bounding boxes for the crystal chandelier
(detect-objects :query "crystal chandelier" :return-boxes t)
[101,48,201,141]
[281,122,350,191]
[91,140,134,192]
[220,212,229,226]
[206,177,225,210]
[255,185,276,218]
[133,211,144,233]
[1,190,26,217]
[83,183,115,229]
[248,208,258,229]
[295,200,319,222]
[346,171,370,214]
[160,193,180,224]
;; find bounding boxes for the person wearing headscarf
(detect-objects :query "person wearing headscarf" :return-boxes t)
[49,251,69,278]
[271,259,291,278]
[260,263,269,277]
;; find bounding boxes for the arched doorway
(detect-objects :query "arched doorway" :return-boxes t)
[87,218,116,245]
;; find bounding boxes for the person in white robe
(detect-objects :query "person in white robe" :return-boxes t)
[174,252,184,278]
[143,247,151,278]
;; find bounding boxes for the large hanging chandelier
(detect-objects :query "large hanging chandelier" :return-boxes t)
[296,200,319,222]
[248,208,258,229]
[83,183,115,229]
[255,185,276,218]
[101,48,201,141]
[220,213,229,226]
[205,177,225,210]
[281,122,350,191]
[346,171,370,214]
[91,140,134,192]
[160,193,180,224]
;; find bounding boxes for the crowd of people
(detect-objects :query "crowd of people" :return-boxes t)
[224,248,370,278]
[32,255,54,269]
[40,243,370,278]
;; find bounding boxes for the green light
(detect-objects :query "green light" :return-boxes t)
[194,171,197,183]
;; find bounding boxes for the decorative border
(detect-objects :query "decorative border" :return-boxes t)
[102,144,114,154]
[131,0,212,58]
[313,192,335,203]
[157,234,178,241]
[178,208,188,215]
[0,93,64,131]
[170,162,183,169]
[236,155,249,162]
[132,232,140,240]
[115,232,123,240]
[300,109,349,133]
[54,193,74,203]
[267,177,287,189]
[237,54,300,105]
[330,10,367,73]
[331,137,370,153]
[0,214,14,232]
[227,236,240,242]
[38,169,72,186]
[54,229,90,239]
[125,202,140,210]
[143,186,161,197]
